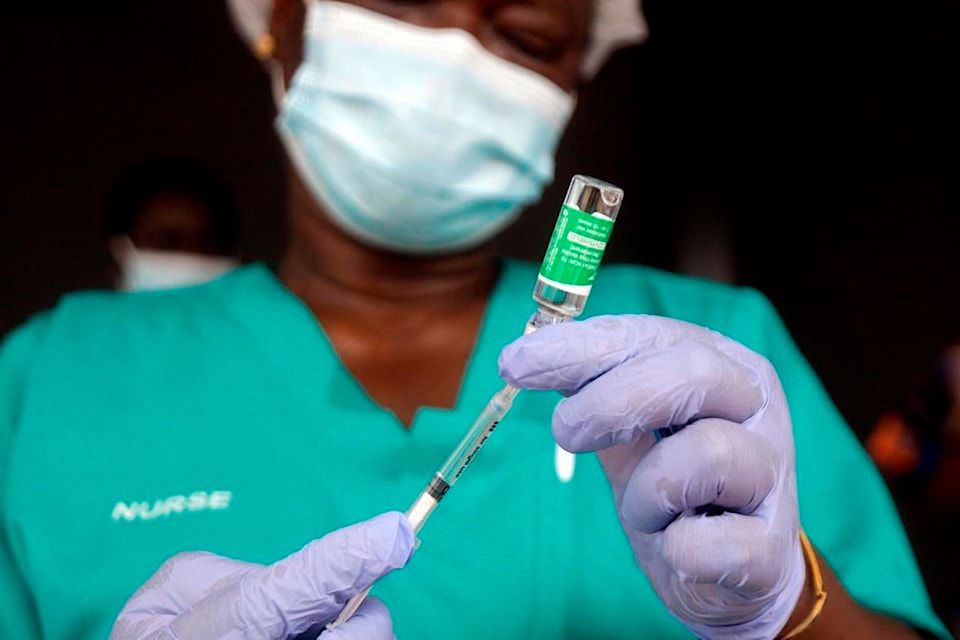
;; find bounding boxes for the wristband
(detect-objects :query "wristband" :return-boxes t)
[779,528,828,639]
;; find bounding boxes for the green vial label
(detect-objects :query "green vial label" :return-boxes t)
[539,205,614,288]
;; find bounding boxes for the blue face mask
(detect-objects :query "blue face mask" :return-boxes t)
[276,1,576,255]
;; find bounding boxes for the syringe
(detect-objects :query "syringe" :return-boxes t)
[328,175,623,629]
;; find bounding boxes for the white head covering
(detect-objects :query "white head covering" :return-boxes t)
[225,0,647,80]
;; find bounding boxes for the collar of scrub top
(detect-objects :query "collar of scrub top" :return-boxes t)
[225,0,649,82]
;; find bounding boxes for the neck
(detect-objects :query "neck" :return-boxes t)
[276,170,502,426]
[277,172,499,319]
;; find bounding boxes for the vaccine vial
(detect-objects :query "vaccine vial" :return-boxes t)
[530,175,623,328]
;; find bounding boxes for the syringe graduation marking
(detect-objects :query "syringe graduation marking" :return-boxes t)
[454,420,499,480]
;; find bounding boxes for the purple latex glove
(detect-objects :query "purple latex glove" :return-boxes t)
[110,512,414,640]
[499,315,805,640]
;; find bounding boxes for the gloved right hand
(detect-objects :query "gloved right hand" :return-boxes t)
[110,511,415,640]
[499,315,804,640]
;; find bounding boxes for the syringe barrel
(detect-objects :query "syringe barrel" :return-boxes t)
[533,175,623,319]
[436,385,518,487]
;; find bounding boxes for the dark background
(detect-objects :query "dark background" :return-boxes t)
[2,0,958,628]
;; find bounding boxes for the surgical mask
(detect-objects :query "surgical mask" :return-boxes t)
[276,1,576,254]
[110,237,239,292]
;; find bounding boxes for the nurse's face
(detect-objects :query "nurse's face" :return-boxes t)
[270,0,592,92]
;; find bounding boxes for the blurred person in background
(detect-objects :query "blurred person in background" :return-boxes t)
[0,1,950,639]
[104,156,241,291]
[867,343,960,636]
[867,343,960,498]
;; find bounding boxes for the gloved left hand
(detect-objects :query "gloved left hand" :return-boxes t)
[110,511,414,640]
[499,315,806,640]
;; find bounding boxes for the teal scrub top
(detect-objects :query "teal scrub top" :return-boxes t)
[0,260,949,639]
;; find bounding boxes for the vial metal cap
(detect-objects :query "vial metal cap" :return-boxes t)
[567,174,624,220]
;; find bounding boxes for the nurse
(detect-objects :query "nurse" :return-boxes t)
[0,1,949,639]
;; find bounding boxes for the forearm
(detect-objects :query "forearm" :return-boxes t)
[781,547,923,639]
